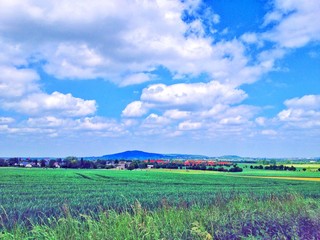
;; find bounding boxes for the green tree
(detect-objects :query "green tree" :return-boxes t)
[0,158,7,167]
[40,159,46,168]
[49,159,56,168]
[63,156,79,168]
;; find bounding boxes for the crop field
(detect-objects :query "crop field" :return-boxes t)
[0,167,320,239]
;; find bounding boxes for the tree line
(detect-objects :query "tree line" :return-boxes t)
[250,164,297,171]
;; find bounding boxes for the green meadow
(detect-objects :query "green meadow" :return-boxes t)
[0,167,319,239]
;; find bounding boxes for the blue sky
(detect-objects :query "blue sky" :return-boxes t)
[0,0,319,158]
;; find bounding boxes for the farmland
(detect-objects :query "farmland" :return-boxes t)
[0,167,320,239]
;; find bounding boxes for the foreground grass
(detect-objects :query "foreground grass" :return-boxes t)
[1,193,320,240]
[1,168,320,230]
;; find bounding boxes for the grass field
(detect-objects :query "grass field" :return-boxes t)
[239,163,320,172]
[0,167,319,239]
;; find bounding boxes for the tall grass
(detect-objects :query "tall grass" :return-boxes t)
[1,193,320,240]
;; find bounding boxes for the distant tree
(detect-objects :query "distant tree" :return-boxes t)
[229,166,243,172]
[0,158,7,167]
[49,159,56,168]
[254,165,263,170]
[270,159,277,165]
[40,159,46,168]
[302,168,307,171]
[138,162,147,169]
[63,156,79,168]
[80,158,84,168]
[8,158,19,166]
[217,167,226,172]
[105,165,115,169]
[33,159,38,166]
[128,161,139,170]
[200,165,207,171]
[288,166,296,171]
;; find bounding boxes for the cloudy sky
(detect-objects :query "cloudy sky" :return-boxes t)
[0,0,319,157]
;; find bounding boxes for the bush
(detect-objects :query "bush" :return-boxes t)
[229,166,243,172]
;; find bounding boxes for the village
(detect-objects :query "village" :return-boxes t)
[0,157,240,171]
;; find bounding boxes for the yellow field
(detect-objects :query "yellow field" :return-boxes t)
[230,175,320,182]
[284,163,320,169]
[150,169,220,174]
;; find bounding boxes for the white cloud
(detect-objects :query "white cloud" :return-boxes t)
[278,95,320,128]
[120,73,154,87]
[284,95,320,110]
[212,14,220,24]
[219,116,246,125]
[255,117,266,126]
[3,115,126,138]
[261,129,277,136]
[4,91,97,117]
[178,121,202,130]
[140,81,247,111]
[263,0,320,48]
[0,117,15,124]
[0,65,39,98]
[122,80,258,137]
[122,101,148,117]
[27,116,74,128]
[163,109,191,120]
[241,33,261,45]
[43,43,105,79]
[76,117,125,133]
[142,113,171,128]
[0,0,270,87]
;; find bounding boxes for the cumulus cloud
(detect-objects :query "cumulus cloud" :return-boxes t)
[0,117,15,124]
[284,95,320,110]
[142,113,171,128]
[262,0,320,48]
[122,80,251,131]
[163,109,191,120]
[121,80,258,137]
[122,101,148,117]
[0,0,270,86]
[0,65,39,98]
[3,115,126,138]
[0,0,319,147]
[261,129,277,136]
[120,73,154,87]
[241,32,261,45]
[76,117,125,133]
[27,116,75,128]
[0,42,98,120]
[178,121,202,131]
[43,43,105,79]
[140,81,247,111]
[4,91,97,117]
[278,95,320,128]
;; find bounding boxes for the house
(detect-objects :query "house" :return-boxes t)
[144,160,169,164]
[20,162,30,167]
[184,160,207,166]
[53,162,61,168]
[147,165,154,169]
[216,161,232,166]
[116,163,126,170]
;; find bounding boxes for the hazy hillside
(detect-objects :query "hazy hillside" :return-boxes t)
[86,150,209,160]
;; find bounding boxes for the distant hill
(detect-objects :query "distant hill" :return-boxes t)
[219,155,242,159]
[86,150,209,160]
[102,150,164,160]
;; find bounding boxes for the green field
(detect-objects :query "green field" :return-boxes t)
[0,167,320,239]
